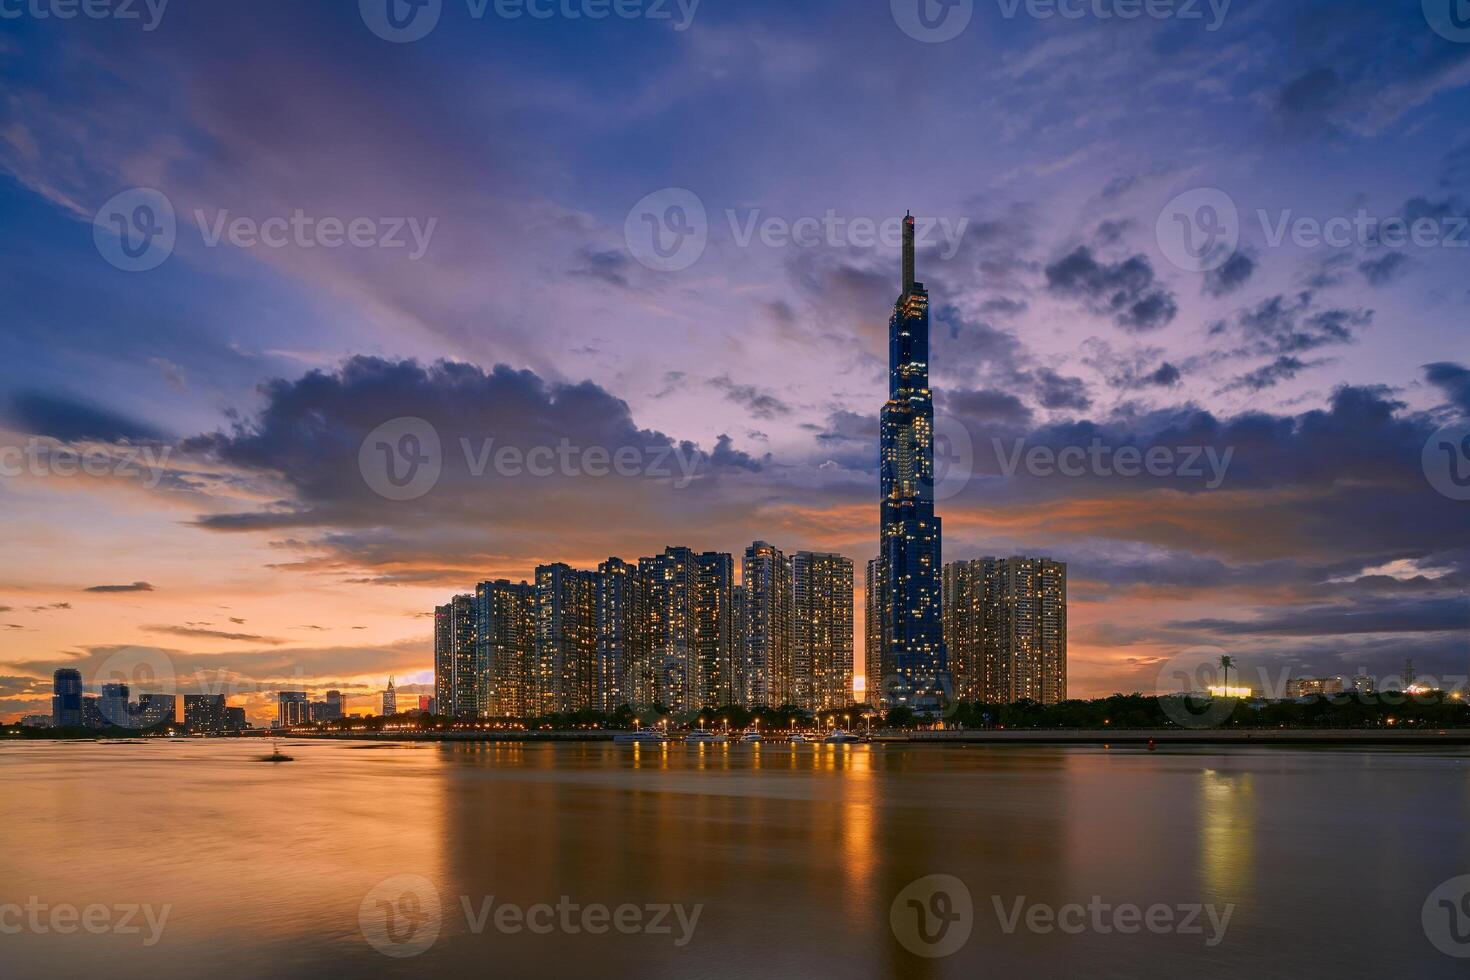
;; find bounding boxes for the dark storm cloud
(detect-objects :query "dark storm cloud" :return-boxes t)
[83,582,156,593]
[1203,251,1256,298]
[1043,247,1178,333]
[4,392,163,442]
[709,434,764,472]
[1358,251,1411,287]
[1213,292,1370,357]
[1425,362,1470,414]
[945,389,1034,428]
[1032,368,1093,411]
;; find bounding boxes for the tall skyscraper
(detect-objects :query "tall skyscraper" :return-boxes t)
[596,558,644,712]
[793,552,855,712]
[434,593,482,718]
[534,563,598,714]
[477,579,536,717]
[864,558,882,707]
[943,557,1068,705]
[136,693,176,728]
[382,677,397,716]
[324,689,347,722]
[742,541,794,708]
[876,213,948,713]
[99,682,130,728]
[731,584,747,706]
[183,694,227,733]
[278,690,309,726]
[694,551,736,709]
[639,547,698,713]
[52,668,83,728]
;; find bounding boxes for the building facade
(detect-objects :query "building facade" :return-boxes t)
[434,593,482,718]
[52,668,83,728]
[876,214,948,713]
[278,691,310,727]
[534,564,598,715]
[184,694,227,733]
[694,551,737,709]
[742,541,794,708]
[793,551,854,712]
[943,557,1067,705]
[477,579,536,717]
[596,558,645,712]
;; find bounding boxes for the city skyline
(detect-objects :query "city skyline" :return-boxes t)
[2,2,1469,726]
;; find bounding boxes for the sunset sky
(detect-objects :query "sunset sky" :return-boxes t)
[2,1,1468,723]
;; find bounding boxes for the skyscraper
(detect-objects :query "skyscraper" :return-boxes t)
[639,547,697,713]
[183,694,227,733]
[382,677,397,716]
[534,564,598,714]
[742,541,794,708]
[51,668,83,728]
[596,558,645,712]
[731,584,747,706]
[694,551,736,709]
[278,690,310,727]
[943,557,1068,705]
[434,593,482,718]
[864,558,882,707]
[324,689,347,721]
[876,213,948,713]
[793,552,854,712]
[477,579,536,717]
[99,682,130,728]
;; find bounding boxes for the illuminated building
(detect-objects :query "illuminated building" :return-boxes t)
[477,579,536,717]
[876,214,948,713]
[51,668,83,728]
[99,682,130,728]
[732,584,747,705]
[534,564,598,714]
[278,690,309,727]
[382,677,397,716]
[1352,675,1375,694]
[694,551,737,709]
[1285,677,1345,698]
[943,557,1068,705]
[596,558,645,712]
[639,548,697,713]
[225,706,246,731]
[324,690,346,721]
[793,551,854,711]
[184,694,227,733]
[742,540,794,708]
[865,558,882,707]
[136,693,175,727]
[434,593,481,718]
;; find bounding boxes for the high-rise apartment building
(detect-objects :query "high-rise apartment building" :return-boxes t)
[876,214,948,713]
[382,677,397,716]
[52,668,83,728]
[434,593,481,718]
[99,682,130,728]
[742,541,794,707]
[278,690,310,727]
[596,558,644,712]
[534,564,598,714]
[639,548,698,713]
[694,551,737,709]
[865,558,882,707]
[184,694,227,733]
[793,552,854,712]
[477,579,536,717]
[943,557,1067,705]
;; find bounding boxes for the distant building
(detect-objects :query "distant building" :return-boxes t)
[694,552,737,710]
[731,584,747,706]
[742,541,794,708]
[639,548,697,714]
[324,690,347,721]
[1352,675,1376,694]
[225,706,247,732]
[99,682,131,728]
[184,694,227,733]
[793,552,854,712]
[20,715,52,728]
[942,557,1068,705]
[136,694,176,728]
[596,559,644,712]
[81,696,104,729]
[52,668,83,728]
[1286,677,1345,698]
[865,558,882,707]
[278,691,310,727]
[382,677,397,716]
[435,594,481,718]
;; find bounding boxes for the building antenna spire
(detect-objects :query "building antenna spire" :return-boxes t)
[902,211,915,293]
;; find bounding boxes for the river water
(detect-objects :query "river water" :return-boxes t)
[3,738,1468,978]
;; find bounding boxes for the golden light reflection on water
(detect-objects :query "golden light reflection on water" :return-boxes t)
[1199,768,1255,896]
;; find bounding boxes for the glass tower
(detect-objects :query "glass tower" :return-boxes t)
[877,213,948,713]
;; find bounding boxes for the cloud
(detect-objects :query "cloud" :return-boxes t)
[143,625,285,644]
[1044,246,1177,332]
[1215,292,1370,357]
[707,375,793,420]
[1203,250,1256,298]
[3,392,163,442]
[1219,356,1328,394]
[570,246,632,288]
[83,582,156,594]
[1170,596,1468,636]
[1358,251,1411,287]
[1425,361,1470,414]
